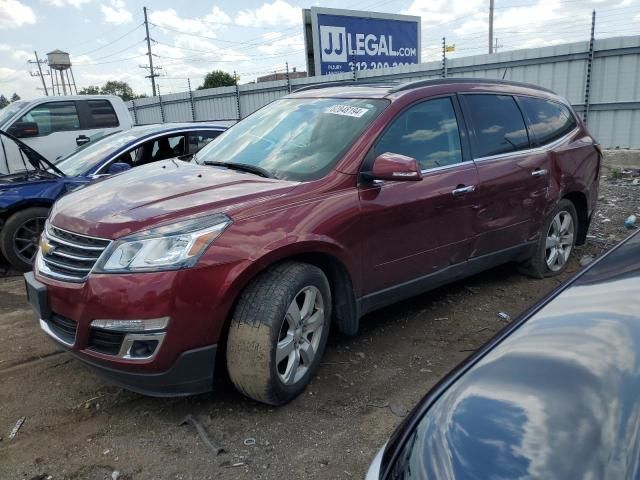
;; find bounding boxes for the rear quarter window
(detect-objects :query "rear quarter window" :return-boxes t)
[86,100,119,128]
[518,97,577,145]
[462,94,530,158]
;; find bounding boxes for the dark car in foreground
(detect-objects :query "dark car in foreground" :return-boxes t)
[366,229,640,479]
[1,123,225,270]
[25,78,600,405]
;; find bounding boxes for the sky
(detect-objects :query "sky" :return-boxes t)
[0,0,638,100]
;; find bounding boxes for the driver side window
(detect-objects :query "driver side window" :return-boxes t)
[374,97,463,171]
[17,101,80,136]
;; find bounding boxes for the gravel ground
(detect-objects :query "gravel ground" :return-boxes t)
[0,173,638,480]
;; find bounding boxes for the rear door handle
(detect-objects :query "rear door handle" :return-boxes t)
[452,185,476,196]
[531,169,548,177]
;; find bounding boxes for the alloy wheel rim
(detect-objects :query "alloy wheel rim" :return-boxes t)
[276,286,325,386]
[545,210,574,272]
[13,217,47,264]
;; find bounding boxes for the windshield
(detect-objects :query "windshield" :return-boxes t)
[54,130,138,176]
[195,98,388,181]
[0,101,27,126]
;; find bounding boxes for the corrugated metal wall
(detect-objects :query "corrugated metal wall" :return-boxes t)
[129,35,640,148]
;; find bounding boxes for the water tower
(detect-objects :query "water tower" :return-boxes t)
[46,50,78,95]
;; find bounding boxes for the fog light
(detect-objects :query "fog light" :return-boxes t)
[129,340,159,358]
[90,317,169,332]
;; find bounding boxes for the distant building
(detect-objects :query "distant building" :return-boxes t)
[257,67,307,83]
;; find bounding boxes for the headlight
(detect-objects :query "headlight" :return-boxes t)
[95,213,231,273]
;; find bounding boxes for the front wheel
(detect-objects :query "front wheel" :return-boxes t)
[521,199,577,278]
[0,207,49,272]
[226,262,331,405]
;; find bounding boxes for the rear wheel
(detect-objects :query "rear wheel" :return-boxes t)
[226,262,331,405]
[520,199,577,278]
[0,207,49,272]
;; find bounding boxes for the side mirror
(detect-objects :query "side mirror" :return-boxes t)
[8,121,39,138]
[365,152,423,182]
[178,153,194,161]
[107,162,132,175]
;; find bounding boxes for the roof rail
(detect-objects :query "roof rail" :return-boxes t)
[292,80,400,93]
[389,77,556,94]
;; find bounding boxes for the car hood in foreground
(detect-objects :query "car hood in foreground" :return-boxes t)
[50,160,298,239]
[383,230,640,479]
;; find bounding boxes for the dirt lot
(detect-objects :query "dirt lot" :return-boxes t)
[0,173,638,480]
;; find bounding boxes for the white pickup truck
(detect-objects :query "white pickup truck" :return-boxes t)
[0,95,133,162]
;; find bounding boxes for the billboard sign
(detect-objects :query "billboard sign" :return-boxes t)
[304,8,421,76]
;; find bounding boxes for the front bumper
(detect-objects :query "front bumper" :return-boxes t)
[24,269,227,396]
[75,344,217,397]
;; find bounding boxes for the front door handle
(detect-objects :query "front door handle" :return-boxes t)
[76,135,90,146]
[531,168,548,177]
[452,185,476,196]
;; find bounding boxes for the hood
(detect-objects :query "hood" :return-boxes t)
[0,170,60,186]
[50,160,298,238]
[0,173,73,212]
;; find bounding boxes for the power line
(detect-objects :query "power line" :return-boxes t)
[73,22,144,57]
[152,40,304,59]
[75,39,146,63]
[73,54,147,67]
[149,22,304,48]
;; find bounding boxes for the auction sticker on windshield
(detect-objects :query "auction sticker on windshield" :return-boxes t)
[325,104,369,118]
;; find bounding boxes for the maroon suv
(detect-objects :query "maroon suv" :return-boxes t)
[25,79,600,405]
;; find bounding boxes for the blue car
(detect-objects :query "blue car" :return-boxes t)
[0,123,226,271]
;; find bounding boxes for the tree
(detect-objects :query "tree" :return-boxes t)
[198,70,237,90]
[78,81,140,101]
[78,85,100,95]
[10,93,20,102]
[0,95,9,109]
[99,80,137,101]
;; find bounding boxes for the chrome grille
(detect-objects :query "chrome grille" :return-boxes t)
[39,224,111,282]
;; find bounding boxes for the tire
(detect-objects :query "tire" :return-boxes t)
[520,199,578,278]
[226,261,331,405]
[0,207,49,272]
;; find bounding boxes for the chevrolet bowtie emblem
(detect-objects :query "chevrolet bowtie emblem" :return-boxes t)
[40,238,54,255]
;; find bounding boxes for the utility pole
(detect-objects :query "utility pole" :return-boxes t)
[143,6,158,96]
[489,0,495,54]
[29,51,49,96]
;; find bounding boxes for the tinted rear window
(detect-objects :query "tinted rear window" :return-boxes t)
[519,96,577,145]
[463,94,529,158]
[87,100,119,128]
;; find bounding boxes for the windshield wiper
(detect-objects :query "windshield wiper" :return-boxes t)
[202,160,274,179]
[0,130,65,177]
